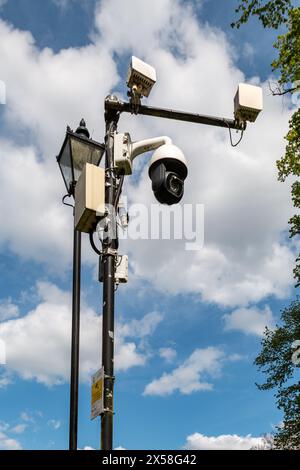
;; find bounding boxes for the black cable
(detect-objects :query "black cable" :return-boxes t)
[114,173,125,210]
[89,230,102,256]
[223,119,244,147]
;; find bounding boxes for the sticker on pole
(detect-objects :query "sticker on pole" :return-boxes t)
[91,367,104,420]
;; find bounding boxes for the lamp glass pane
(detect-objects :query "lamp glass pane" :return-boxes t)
[58,139,73,192]
[71,138,103,182]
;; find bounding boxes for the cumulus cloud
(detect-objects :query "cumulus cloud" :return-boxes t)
[0,282,162,385]
[0,17,118,268]
[0,375,11,387]
[0,19,117,154]
[159,347,177,363]
[184,432,267,450]
[0,140,73,267]
[0,422,22,450]
[223,305,275,336]
[144,347,225,396]
[47,419,61,430]
[10,424,27,434]
[0,298,19,321]
[0,0,296,308]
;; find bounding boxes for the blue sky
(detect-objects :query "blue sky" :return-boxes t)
[0,0,298,450]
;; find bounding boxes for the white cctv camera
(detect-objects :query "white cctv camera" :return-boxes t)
[148,144,188,205]
[234,83,263,123]
[113,132,187,205]
[127,56,156,99]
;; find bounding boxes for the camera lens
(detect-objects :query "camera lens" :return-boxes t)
[166,173,183,197]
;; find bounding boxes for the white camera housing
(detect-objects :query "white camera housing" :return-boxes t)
[149,144,188,205]
[127,56,156,98]
[114,133,173,175]
[234,83,263,123]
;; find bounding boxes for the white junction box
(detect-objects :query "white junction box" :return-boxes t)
[114,132,132,175]
[115,255,128,284]
[99,255,128,284]
[75,163,105,233]
[234,83,263,123]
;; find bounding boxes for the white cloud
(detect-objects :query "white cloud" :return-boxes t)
[0,18,117,268]
[223,305,275,336]
[51,0,75,8]
[0,431,21,450]
[20,412,35,423]
[0,375,11,387]
[0,422,22,450]
[159,347,177,363]
[184,432,267,450]
[10,424,27,434]
[47,419,61,430]
[117,311,163,338]
[0,298,19,322]
[0,282,162,385]
[144,347,224,396]
[0,19,117,155]
[0,140,73,267]
[0,0,296,308]
[242,42,255,61]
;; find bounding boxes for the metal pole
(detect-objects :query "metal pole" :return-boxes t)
[69,227,81,450]
[101,108,119,450]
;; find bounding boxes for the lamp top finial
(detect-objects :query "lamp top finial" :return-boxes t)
[75,119,90,138]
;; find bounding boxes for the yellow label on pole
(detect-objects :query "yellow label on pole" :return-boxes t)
[91,368,104,420]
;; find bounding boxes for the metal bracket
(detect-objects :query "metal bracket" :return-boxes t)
[101,409,115,415]
[104,374,115,381]
[102,247,118,257]
[104,95,122,125]
[127,89,141,114]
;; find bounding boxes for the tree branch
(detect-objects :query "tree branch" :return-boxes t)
[268,80,299,96]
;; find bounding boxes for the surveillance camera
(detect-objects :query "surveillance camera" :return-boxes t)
[234,83,263,123]
[127,56,156,99]
[148,144,188,205]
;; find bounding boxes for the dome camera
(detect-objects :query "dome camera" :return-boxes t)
[148,144,188,205]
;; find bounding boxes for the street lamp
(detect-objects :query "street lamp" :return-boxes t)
[56,119,104,451]
[57,119,104,196]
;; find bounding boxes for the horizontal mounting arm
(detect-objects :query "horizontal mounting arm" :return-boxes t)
[105,96,246,131]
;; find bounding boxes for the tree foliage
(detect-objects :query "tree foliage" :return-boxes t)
[255,300,300,449]
[232,0,292,29]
